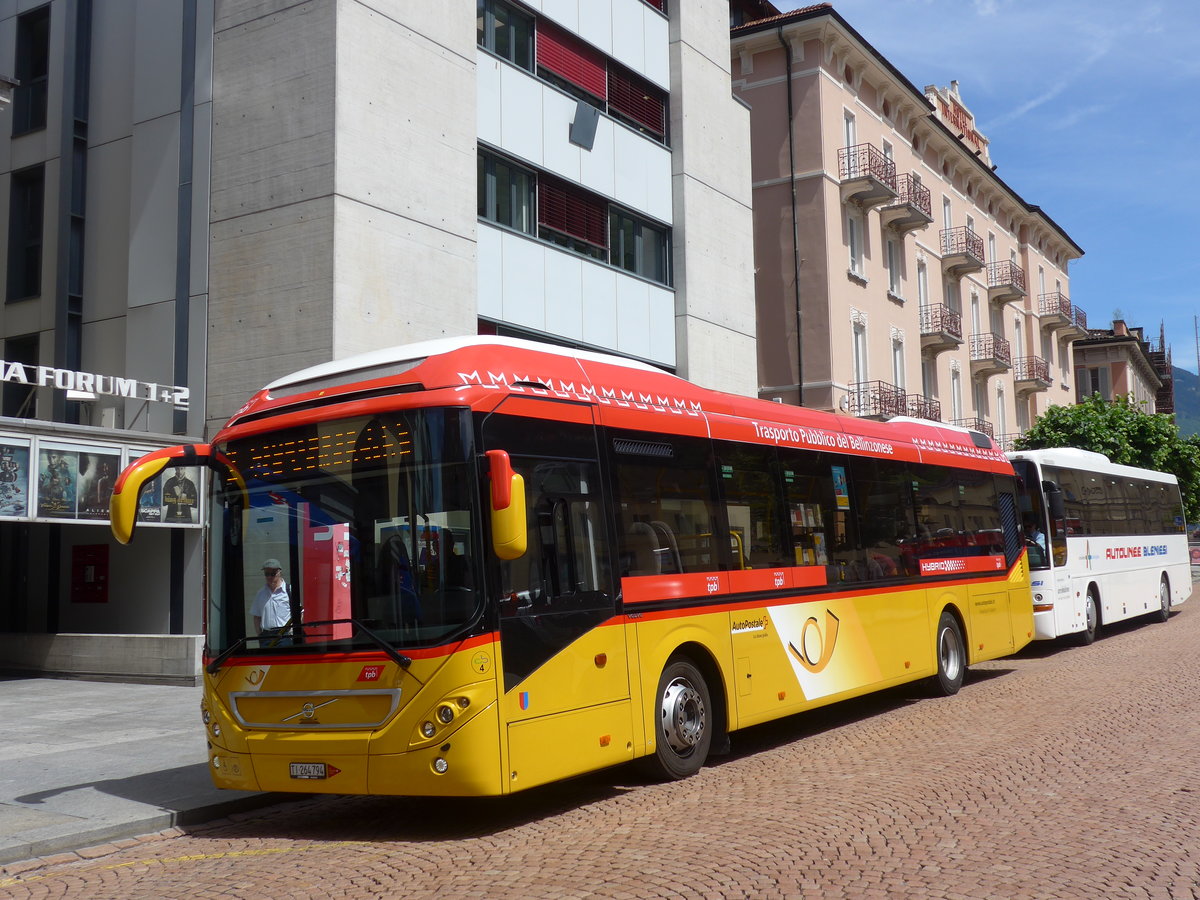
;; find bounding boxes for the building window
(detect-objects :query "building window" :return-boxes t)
[847,211,863,276]
[942,196,952,231]
[843,110,856,148]
[891,335,905,390]
[477,0,534,72]
[917,260,928,306]
[7,165,45,302]
[478,150,535,235]
[886,239,901,295]
[540,176,608,261]
[13,6,50,136]
[996,383,1007,436]
[1077,366,1111,401]
[607,64,667,141]
[2,333,38,418]
[950,365,963,420]
[852,320,868,383]
[610,208,669,283]
[536,20,606,104]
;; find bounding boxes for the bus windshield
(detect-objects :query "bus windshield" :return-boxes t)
[206,408,480,657]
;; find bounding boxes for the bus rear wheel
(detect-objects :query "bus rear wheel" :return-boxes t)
[1076,587,1100,645]
[645,657,712,780]
[1156,576,1171,623]
[932,611,965,696]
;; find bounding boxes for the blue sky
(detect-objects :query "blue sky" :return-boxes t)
[774,0,1200,373]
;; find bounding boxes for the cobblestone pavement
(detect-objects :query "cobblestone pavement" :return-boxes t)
[3,600,1199,899]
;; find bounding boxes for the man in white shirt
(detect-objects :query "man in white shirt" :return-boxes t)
[251,558,292,639]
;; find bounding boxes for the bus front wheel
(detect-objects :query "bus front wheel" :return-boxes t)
[932,611,965,696]
[1156,576,1171,623]
[646,657,712,780]
[1076,587,1100,645]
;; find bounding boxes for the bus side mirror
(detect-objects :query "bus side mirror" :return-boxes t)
[1043,482,1066,521]
[111,444,244,544]
[486,450,527,560]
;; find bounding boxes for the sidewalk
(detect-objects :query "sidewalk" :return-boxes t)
[0,676,278,865]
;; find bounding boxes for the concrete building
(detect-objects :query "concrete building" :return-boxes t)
[730,4,1087,448]
[1073,319,1167,413]
[0,0,756,679]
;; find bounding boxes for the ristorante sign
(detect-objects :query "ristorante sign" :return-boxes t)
[0,361,189,410]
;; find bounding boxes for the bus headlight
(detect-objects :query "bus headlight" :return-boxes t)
[437,705,455,724]
[433,758,449,774]
[421,721,436,739]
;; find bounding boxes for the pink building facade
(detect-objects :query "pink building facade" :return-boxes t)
[730,5,1087,446]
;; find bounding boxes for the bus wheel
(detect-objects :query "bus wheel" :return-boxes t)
[932,611,965,696]
[647,657,712,780]
[1156,576,1171,623]
[1077,587,1100,645]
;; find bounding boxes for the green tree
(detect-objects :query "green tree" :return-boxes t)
[1012,394,1200,522]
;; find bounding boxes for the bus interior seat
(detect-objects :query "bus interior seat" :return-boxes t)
[650,520,682,574]
[625,521,661,576]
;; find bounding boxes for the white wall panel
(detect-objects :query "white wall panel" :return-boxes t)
[642,8,670,89]
[577,0,613,58]
[499,65,544,167]
[578,115,616,200]
[643,138,674,222]
[648,284,675,363]
[581,264,618,351]
[477,225,504,320]
[610,0,646,77]
[541,89,581,183]
[132,0,183,124]
[501,232,547,331]
[544,251,584,341]
[615,277,651,361]
[536,0,577,33]
[476,52,503,148]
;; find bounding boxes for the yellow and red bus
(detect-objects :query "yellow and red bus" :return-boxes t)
[111,337,1033,795]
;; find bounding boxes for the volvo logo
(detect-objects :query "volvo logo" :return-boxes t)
[282,698,338,723]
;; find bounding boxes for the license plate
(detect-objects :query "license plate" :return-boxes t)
[290,762,327,780]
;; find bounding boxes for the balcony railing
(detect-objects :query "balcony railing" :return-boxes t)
[837,143,898,208]
[879,173,933,234]
[905,394,942,422]
[969,332,1011,377]
[919,303,963,354]
[1037,291,1072,330]
[846,380,906,419]
[986,260,1027,304]
[1071,305,1088,334]
[1013,355,1051,392]
[993,432,1022,451]
[940,226,985,277]
[951,416,995,438]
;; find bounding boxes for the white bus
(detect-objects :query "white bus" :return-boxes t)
[1007,448,1191,643]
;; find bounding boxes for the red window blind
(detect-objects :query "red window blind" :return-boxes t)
[643,0,665,10]
[608,68,665,138]
[539,179,608,248]
[536,21,607,100]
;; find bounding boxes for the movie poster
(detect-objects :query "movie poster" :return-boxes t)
[161,466,200,525]
[38,447,79,518]
[76,451,121,520]
[0,442,31,518]
[136,473,163,523]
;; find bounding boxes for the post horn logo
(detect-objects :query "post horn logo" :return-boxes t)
[788,609,841,673]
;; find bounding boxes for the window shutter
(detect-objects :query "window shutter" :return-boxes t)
[536,21,607,100]
[607,67,665,138]
[538,179,608,249]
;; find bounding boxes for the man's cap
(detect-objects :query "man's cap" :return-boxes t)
[262,558,282,571]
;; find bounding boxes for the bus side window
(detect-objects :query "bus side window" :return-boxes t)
[612,431,727,574]
[715,440,788,571]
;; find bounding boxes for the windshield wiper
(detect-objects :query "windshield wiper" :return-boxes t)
[206,637,249,675]
[300,618,414,670]
[205,618,413,675]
